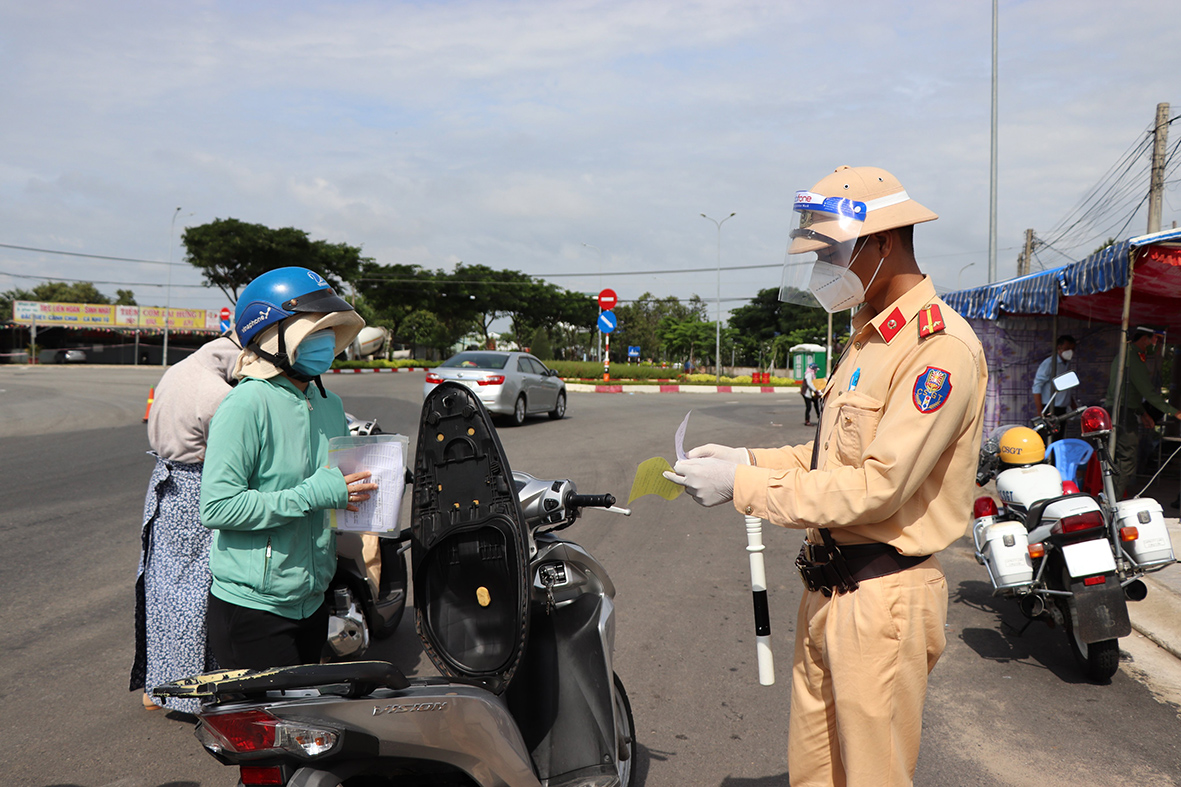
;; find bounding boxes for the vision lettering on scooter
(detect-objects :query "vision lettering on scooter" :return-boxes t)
[372,701,447,717]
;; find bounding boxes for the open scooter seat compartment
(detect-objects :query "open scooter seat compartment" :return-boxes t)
[411,382,531,694]
[1116,498,1176,568]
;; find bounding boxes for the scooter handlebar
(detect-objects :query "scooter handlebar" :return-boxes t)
[567,493,617,509]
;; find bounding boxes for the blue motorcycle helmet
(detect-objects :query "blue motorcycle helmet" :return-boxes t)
[234,267,353,347]
[233,267,359,394]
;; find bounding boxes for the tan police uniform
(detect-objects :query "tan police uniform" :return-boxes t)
[733,276,987,787]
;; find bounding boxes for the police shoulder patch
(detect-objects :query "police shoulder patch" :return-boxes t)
[918,304,945,338]
[913,366,952,413]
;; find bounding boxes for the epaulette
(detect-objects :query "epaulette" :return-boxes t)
[918,303,945,338]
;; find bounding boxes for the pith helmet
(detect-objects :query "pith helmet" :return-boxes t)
[789,166,939,254]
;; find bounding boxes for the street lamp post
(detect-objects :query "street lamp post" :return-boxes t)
[701,212,736,383]
[582,242,604,362]
[162,207,186,366]
[957,262,977,290]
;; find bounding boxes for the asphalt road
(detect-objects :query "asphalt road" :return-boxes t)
[2,366,1180,786]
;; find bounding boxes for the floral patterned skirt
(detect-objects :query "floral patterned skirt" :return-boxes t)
[130,455,215,713]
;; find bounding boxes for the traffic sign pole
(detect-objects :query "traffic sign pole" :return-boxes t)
[604,332,610,381]
[596,302,617,382]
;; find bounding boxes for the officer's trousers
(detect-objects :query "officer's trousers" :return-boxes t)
[787,556,947,787]
[1112,418,1140,500]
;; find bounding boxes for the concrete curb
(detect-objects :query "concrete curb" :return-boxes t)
[327,367,430,374]
[1127,519,1181,661]
[1130,575,1181,661]
[566,383,799,394]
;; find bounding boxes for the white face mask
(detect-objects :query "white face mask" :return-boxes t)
[1060,349,1074,362]
[808,256,884,314]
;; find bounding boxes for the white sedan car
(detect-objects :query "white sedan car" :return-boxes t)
[423,351,567,425]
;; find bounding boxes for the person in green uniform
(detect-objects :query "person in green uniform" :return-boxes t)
[1105,325,1177,499]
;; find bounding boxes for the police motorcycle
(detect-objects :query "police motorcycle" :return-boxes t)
[972,373,1176,681]
[156,382,637,787]
[322,415,411,661]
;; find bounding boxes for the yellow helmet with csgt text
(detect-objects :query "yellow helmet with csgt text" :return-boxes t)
[998,426,1045,466]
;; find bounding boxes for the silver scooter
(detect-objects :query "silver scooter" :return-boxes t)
[157,383,636,787]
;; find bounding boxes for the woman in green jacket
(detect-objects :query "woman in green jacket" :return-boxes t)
[200,267,377,669]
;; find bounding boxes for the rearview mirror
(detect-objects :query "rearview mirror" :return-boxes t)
[1051,371,1079,392]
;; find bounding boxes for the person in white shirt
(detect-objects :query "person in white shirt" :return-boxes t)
[1032,335,1076,416]
[801,362,821,426]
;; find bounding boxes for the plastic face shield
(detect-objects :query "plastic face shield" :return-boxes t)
[779,191,867,307]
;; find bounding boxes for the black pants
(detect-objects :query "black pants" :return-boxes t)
[207,594,328,670]
[803,394,821,423]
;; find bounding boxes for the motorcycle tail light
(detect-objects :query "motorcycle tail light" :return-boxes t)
[1062,481,1080,494]
[973,497,998,518]
[1080,406,1112,437]
[1028,543,1046,559]
[199,709,339,758]
[1120,526,1139,542]
[240,765,285,785]
[425,372,444,384]
[1052,510,1106,535]
[1083,575,1106,587]
[201,709,276,753]
[477,374,506,386]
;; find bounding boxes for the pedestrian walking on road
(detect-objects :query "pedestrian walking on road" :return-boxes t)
[131,334,239,713]
[665,165,987,786]
[801,362,822,426]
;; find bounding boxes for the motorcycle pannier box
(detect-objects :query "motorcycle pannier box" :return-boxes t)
[1116,498,1175,567]
[980,520,1033,588]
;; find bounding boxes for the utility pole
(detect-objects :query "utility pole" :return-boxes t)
[1017,228,1034,277]
[988,0,998,282]
[1148,102,1170,234]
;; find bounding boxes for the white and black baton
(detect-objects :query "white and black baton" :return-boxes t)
[744,514,774,685]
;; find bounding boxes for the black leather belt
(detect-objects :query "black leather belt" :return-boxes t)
[796,540,929,596]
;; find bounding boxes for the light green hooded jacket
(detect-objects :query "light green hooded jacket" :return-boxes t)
[200,375,348,619]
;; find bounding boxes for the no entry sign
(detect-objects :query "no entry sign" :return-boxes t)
[598,288,617,311]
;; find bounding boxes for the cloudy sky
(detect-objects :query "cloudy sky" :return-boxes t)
[2,0,1179,325]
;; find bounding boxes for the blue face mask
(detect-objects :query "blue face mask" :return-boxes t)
[291,330,337,376]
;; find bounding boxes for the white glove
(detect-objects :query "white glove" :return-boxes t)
[686,443,750,465]
[663,457,737,507]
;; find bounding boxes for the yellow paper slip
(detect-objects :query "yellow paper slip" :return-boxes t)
[627,456,685,504]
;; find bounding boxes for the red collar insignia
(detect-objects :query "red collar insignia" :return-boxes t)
[918,304,945,338]
[876,307,906,343]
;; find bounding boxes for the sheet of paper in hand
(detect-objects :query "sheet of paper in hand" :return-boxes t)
[327,434,410,532]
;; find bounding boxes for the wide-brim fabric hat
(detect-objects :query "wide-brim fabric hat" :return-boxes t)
[790,165,938,254]
[235,311,365,380]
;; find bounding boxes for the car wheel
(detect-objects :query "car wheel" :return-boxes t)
[511,395,527,426]
[548,391,566,420]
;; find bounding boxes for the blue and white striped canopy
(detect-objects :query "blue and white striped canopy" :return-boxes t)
[943,227,1181,322]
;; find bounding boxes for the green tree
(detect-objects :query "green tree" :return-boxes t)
[443,264,535,346]
[115,289,136,305]
[355,261,440,341]
[182,218,368,302]
[614,292,708,363]
[656,316,716,367]
[727,287,847,365]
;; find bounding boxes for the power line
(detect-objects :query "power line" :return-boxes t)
[0,269,208,288]
[0,242,184,266]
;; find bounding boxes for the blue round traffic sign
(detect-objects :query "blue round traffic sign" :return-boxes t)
[598,310,617,334]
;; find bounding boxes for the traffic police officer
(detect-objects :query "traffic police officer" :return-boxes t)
[666,166,987,786]
[1105,325,1177,499]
